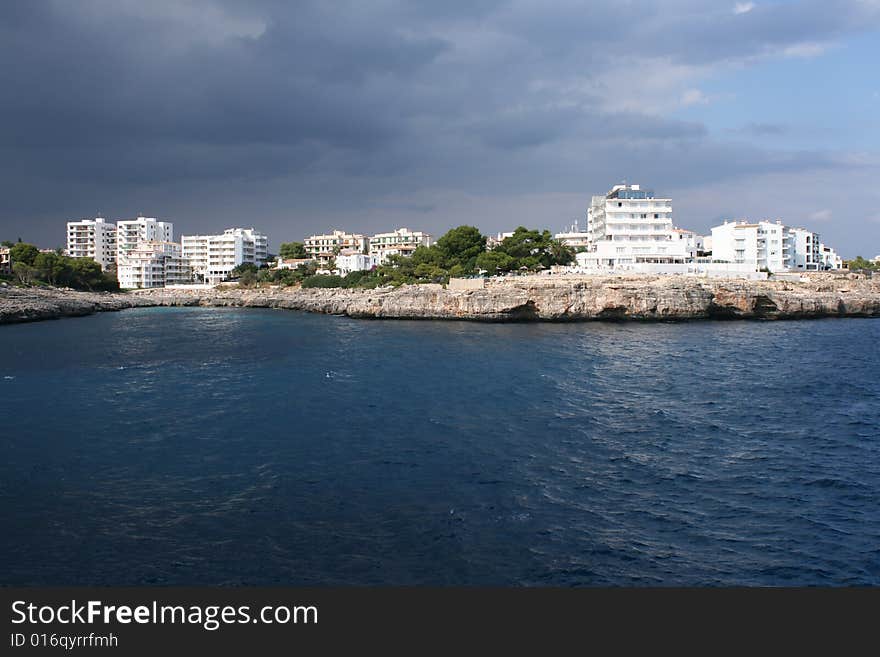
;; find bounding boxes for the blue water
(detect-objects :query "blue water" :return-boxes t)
[1,308,879,586]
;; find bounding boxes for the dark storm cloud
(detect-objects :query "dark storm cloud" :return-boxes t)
[0,0,878,253]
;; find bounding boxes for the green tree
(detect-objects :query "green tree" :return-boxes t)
[10,243,39,266]
[475,250,514,275]
[68,258,116,290]
[33,252,70,286]
[13,262,38,285]
[238,269,258,287]
[279,242,308,259]
[229,263,258,279]
[492,227,575,271]
[434,226,486,273]
[413,262,447,282]
[845,256,877,271]
[547,239,576,266]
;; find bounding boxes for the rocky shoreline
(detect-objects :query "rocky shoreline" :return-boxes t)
[1,274,879,325]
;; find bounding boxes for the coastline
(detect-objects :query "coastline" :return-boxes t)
[1,274,879,325]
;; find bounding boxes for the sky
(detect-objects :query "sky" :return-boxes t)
[1,0,879,257]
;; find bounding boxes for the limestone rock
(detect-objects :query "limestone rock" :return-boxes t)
[2,274,878,324]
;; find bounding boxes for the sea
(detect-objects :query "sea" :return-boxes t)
[1,307,878,586]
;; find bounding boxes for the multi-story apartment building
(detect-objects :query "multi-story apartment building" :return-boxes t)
[66,217,117,270]
[581,184,692,268]
[711,220,824,272]
[304,230,368,258]
[116,216,173,266]
[181,228,268,285]
[788,227,821,270]
[117,241,189,289]
[710,221,787,272]
[368,228,432,262]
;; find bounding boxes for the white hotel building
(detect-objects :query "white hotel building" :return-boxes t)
[66,217,117,270]
[304,230,368,258]
[578,184,695,268]
[181,228,269,285]
[116,241,190,289]
[710,220,826,272]
[116,216,174,262]
[116,217,175,288]
[369,228,433,263]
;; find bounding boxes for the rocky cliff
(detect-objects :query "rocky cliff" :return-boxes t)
[0,285,152,324]
[2,274,879,325]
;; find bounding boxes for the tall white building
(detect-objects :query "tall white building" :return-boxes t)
[66,217,117,270]
[581,184,693,268]
[304,230,368,258]
[181,228,269,285]
[710,220,824,272]
[117,241,189,289]
[787,227,821,271]
[116,216,174,266]
[369,228,432,262]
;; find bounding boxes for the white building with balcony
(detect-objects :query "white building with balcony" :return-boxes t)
[368,228,432,262]
[336,250,380,275]
[66,217,117,270]
[580,184,693,268]
[710,220,824,272]
[788,226,821,270]
[181,228,269,285]
[117,241,189,289]
[116,216,173,267]
[304,230,368,259]
[710,221,787,272]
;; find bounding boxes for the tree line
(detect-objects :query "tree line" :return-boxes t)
[247,225,575,289]
[1,241,119,291]
[844,256,878,271]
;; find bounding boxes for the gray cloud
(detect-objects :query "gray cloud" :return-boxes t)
[0,0,878,257]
